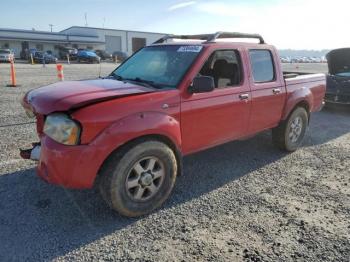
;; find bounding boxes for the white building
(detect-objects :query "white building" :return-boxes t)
[0,26,166,58]
[61,26,166,55]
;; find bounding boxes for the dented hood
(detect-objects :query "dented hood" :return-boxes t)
[24,78,154,114]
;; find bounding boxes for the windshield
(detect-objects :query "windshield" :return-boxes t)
[111,45,203,88]
[335,72,350,77]
[0,50,10,54]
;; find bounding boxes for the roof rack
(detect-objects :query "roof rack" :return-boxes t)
[153,31,265,44]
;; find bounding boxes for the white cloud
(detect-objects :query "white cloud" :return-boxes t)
[168,1,197,11]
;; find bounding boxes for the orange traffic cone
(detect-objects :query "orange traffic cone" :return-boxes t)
[6,57,19,87]
[56,64,64,81]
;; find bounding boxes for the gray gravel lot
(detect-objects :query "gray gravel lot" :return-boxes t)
[0,62,349,261]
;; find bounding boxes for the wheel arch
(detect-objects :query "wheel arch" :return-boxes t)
[282,88,313,122]
[94,133,183,188]
[293,100,310,122]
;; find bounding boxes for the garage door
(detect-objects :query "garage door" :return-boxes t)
[105,35,122,53]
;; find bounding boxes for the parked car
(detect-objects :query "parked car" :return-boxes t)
[20,48,38,60]
[112,51,128,62]
[0,49,14,62]
[95,50,112,60]
[57,46,78,60]
[280,56,291,63]
[32,51,58,64]
[325,48,350,105]
[20,32,326,217]
[77,50,100,63]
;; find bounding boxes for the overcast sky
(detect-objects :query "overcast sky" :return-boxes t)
[1,0,348,50]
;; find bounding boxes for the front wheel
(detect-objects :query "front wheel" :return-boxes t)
[272,107,308,152]
[98,140,177,217]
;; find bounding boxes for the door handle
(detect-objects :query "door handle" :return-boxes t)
[272,88,281,94]
[239,93,249,100]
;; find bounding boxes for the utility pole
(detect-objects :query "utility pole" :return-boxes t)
[49,24,54,32]
[84,13,88,27]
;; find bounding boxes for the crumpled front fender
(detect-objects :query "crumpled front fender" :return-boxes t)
[86,111,182,181]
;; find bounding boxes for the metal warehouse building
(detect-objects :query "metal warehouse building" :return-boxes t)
[0,26,166,58]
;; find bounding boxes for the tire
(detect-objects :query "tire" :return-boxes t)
[272,107,308,152]
[98,140,177,217]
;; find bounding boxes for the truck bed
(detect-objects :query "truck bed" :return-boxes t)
[284,72,326,113]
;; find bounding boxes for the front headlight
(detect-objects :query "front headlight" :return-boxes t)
[43,113,81,145]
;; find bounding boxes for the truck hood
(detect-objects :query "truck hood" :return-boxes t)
[326,48,350,75]
[24,78,155,114]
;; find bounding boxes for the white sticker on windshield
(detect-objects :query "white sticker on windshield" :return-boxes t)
[177,46,202,53]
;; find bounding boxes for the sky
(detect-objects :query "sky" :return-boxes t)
[0,0,349,50]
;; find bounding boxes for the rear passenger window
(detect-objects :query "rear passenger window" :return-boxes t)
[199,50,242,88]
[249,50,275,83]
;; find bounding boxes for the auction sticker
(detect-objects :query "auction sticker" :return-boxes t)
[177,46,202,52]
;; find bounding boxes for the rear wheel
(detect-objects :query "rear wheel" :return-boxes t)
[272,107,308,152]
[98,140,177,217]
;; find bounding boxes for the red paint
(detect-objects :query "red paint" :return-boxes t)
[21,41,326,189]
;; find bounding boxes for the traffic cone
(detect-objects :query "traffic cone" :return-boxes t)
[56,64,64,81]
[6,58,20,87]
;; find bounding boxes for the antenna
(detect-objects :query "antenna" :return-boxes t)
[84,12,88,27]
[49,24,54,32]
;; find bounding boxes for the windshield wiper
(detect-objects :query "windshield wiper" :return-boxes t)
[110,75,172,89]
[121,77,162,89]
[110,74,124,81]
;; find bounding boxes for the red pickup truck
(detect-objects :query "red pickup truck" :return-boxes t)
[21,32,325,217]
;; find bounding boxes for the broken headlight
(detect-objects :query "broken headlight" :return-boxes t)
[43,113,81,145]
[25,108,35,118]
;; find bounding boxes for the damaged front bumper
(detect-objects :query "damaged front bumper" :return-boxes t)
[324,93,350,105]
[19,136,104,189]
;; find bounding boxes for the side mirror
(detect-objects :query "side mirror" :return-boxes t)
[188,76,215,94]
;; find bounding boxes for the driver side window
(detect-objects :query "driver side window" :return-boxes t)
[199,50,242,88]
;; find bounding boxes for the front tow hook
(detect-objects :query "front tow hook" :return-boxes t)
[20,143,41,161]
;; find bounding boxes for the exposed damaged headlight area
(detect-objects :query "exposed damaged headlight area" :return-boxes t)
[25,108,35,118]
[43,113,81,145]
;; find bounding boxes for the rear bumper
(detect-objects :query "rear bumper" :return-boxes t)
[21,136,103,189]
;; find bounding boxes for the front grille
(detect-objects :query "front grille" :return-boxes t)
[325,93,350,103]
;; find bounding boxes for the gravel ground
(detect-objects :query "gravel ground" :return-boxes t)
[0,63,349,261]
